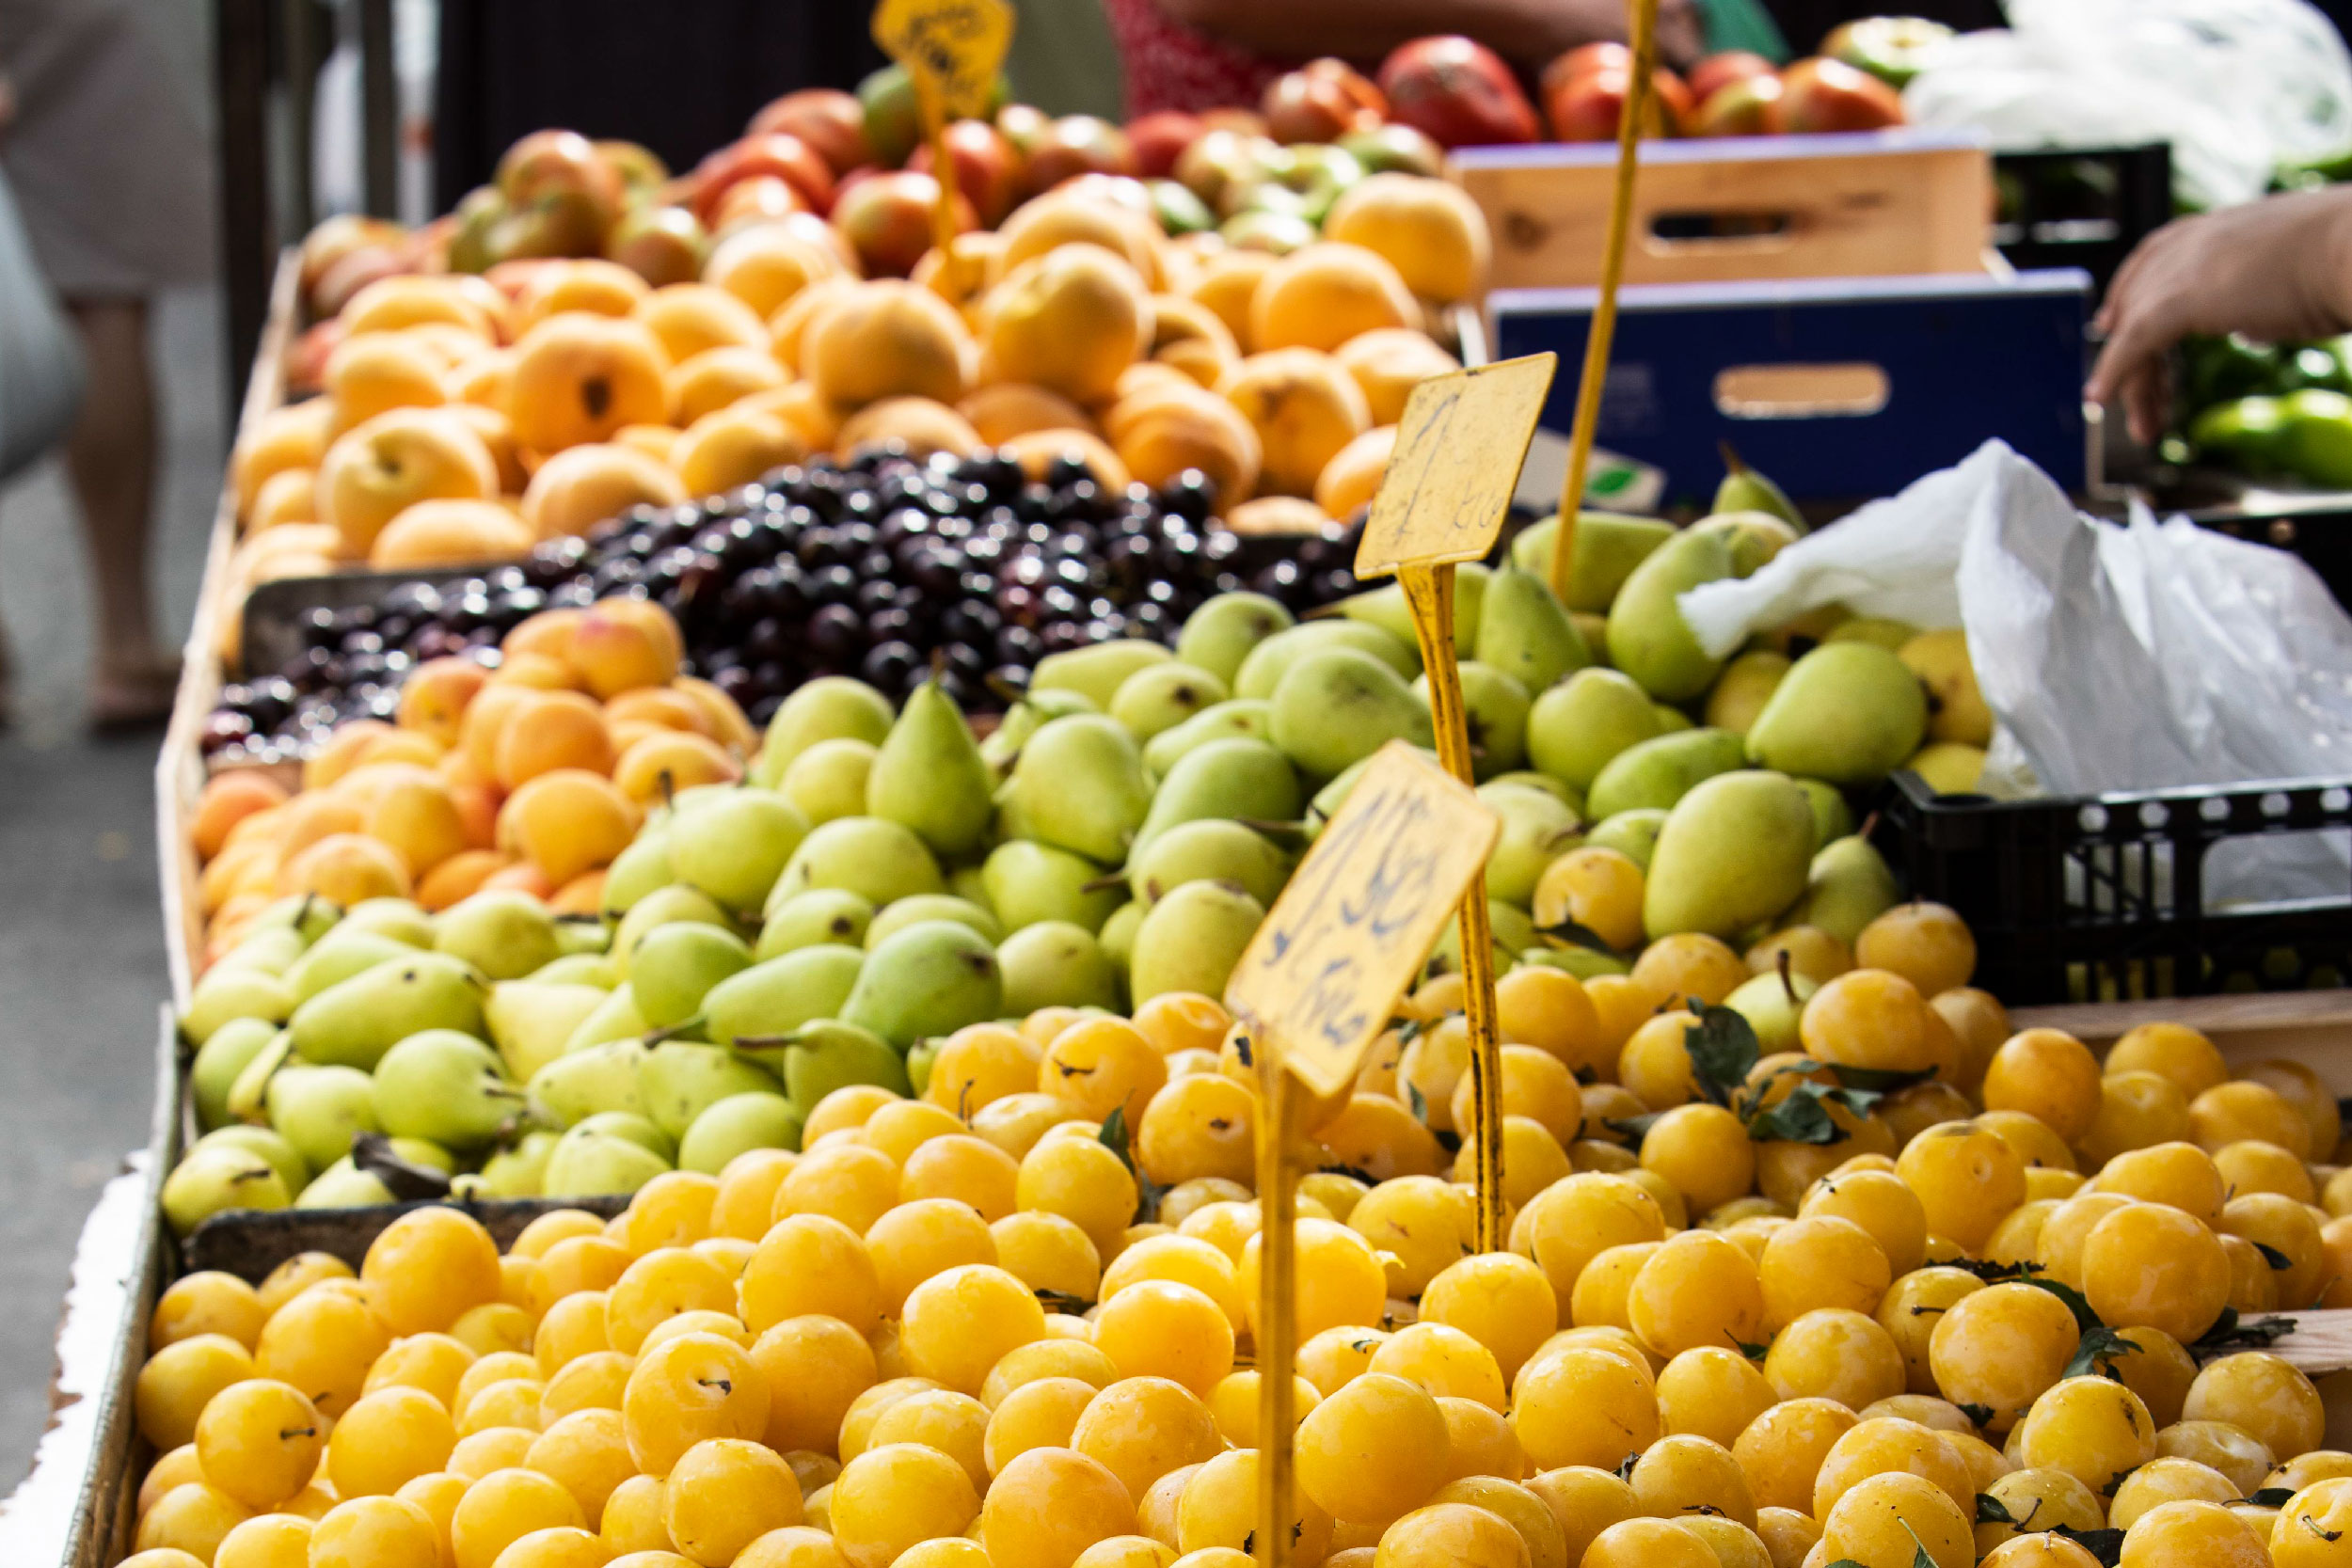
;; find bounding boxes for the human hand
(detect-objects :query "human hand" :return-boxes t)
[2088,187,2352,445]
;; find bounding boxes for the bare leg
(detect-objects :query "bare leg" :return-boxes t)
[63,296,175,726]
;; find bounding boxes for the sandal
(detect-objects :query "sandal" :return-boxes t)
[89,653,181,732]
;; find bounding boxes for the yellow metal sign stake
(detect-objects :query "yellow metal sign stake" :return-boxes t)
[1228,742,1502,1568]
[1549,0,1662,606]
[871,0,1013,293]
[1358,354,1556,1255]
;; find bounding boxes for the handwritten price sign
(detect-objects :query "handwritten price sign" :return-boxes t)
[1226,743,1500,1098]
[870,0,1013,119]
[1356,354,1557,579]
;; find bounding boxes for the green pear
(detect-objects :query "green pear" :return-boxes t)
[1511,511,1678,612]
[1703,650,1790,736]
[753,676,895,788]
[1234,620,1419,701]
[208,926,307,978]
[562,983,648,1053]
[612,885,734,974]
[770,816,945,909]
[1269,648,1434,781]
[191,1018,280,1132]
[163,1143,293,1236]
[1006,716,1153,865]
[265,1063,380,1174]
[1653,705,1694,733]
[629,923,754,1027]
[1110,662,1230,743]
[468,1130,560,1198]
[1642,770,1818,941]
[1745,642,1928,787]
[224,1028,295,1126]
[1131,736,1303,858]
[866,895,1004,949]
[867,675,993,858]
[670,790,810,913]
[1899,628,1992,748]
[575,1110,674,1159]
[984,840,1122,934]
[485,981,610,1081]
[1724,968,1818,1055]
[542,1124,671,1197]
[1144,699,1275,776]
[434,890,561,981]
[782,738,878,826]
[283,928,413,1004]
[1487,771,1582,815]
[244,894,343,946]
[1031,639,1173,711]
[1586,727,1747,819]
[1690,510,1801,577]
[979,689,1097,775]
[529,1037,649,1126]
[1797,779,1855,849]
[1340,564,1486,657]
[1422,899,1526,979]
[1713,450,1804,530]
[373,1030,526,1151]
[1823,617,1917,652]
[998,922,1121,1014]
[340,897,435,948]
[1178,592,1295,685]
[757,889,874,958]
[705,944,866,1048]
[1585,809,1667,872]
[907,1040,939,1097]
[293,1160,394,1209]
[842,921,1004,1049]
[678,1093,803,1174]
[181,966,296,1046]
[193,1125,307,1197]
[771,1021,909,1111]
[1130,879,1264,1005]
[637,1042,781,1140]
[1515,945,1630,980]
[287,953,484,1070]
[1480,783,1583,906]
[1418,662,1530,780]
[601,824,675,914]
[528,953,615,988]
[1783,835,1900,946]
[1474,563,1590,695]
[1527,669,1664,793]
[1129,818,1291,910]
[1606,527,1736,701]
[1302,747,1444,832]
[1098,900,1145,974]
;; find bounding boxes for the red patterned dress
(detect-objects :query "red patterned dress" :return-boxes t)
[1100,0,1293,115]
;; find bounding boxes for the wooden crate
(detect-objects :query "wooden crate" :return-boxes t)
[1454,129,1994,294]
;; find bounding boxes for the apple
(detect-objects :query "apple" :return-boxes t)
[482,259,556,299]
[1377,35,1541,148]
[1025,115,1137,195]
[1220,208,1317,254]
[693,132,834,221]
[496,130,625,231]
[1545,41,1632,89]
[486,190,610,264]
[1544,67,1694,142]
[750,88,871,176]
[605,203,708,288]
[709,176,807,235]
[1127,110,1204,179]
[1262,57,1388,145]
[832,169,971,277]
[907,119,1022,228]
[1175,128,1277,214]
[1692,73,1784,137]
[314,244,408,311]
[285,319,344,395]
[299,214,407,296]
[1057,172,1157,219]
[1687,50,1777,104]
[1769,56,1907,134]
[860,64,925,167]
[1200,107,1269,138]
[1338,122,1446,178]
[595,140,669,198]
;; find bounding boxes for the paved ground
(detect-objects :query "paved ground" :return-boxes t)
[0,286,221,1482]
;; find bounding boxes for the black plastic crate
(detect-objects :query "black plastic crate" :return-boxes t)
[1874,770,2352,1005]
[1994,144,2172,304]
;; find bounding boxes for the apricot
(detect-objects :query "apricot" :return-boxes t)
[369,499,533,569]
[518,443,689,542]
[803,279,974,410]
[996,193,1162,282]
[550,870,608,916]
[416,848,510,912]
[1148,294,1242,388]
[507,314,670,453]
[495,689,616,788]
[498,769,640,885]
[613,730,743,805]
[1324,175,1491,305]
[324,331,447,431]
[442,348,516,411]
[515,259,651,331]
[634,283,770,366]
[359,765,470,878]
[1105,381,1262,506]
[1218,348,1371,497]
[705,222,844,319]
[1000,428,1134,491]
[503,608,587,666]
[496,651,581,691]
[834,399,980,464]
[1335,328,1461,426]
[341,275,501,342]
[613,423,685,466]
[672,404,807,496]
[315,408,501,558]
[300,721,398,792]
[979,243,1150,404]
[1250,244,1418,355]
[199,840,278,913]
[1228,496,1331,534]
[190,771,290,863]
[570,599,683,698]
[231,401,337,517]
[443,403,528,492]
[247,467,318,531]
[482,860,558,899]
[911,230,1008,320]
[1314,424,1397,519]
[458,682,537,780]
[741,382,840,454]
[767,277,857,376]
[666,345,787,426]
[1185,250,1279,351]
[603,687,711,736]
[277,832,413,904]
[403,323,495,370]
[672,676,759,754]
[958,384,1100,446]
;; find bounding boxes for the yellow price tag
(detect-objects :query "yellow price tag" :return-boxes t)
[1225,742,1501,1100]
[870,0,1014,120]
[1355,354,1558,580]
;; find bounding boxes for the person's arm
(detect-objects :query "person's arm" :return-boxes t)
[1150,0,1704,70]
[2088,186,2352,445]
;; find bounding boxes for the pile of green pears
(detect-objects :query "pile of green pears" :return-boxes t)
[164,463,1997,1230]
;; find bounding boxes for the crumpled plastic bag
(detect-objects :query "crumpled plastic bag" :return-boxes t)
[1900,0,2352,210]
[1678,438,2352,904]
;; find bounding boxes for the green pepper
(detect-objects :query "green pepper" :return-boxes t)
[2277,388,2352,486]
[2183,335,2283,408]
[2187,396,2286,473]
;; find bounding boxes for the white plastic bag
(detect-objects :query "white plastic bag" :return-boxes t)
[1677,439,2352,902]
[1900,0,2352,210]
[0,164,84,483]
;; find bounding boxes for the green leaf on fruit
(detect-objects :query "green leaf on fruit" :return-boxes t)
[351,1132,452,1202]
[2047,1525,2124,1565]
[1743,1082,1880,1146]
[1683,1006,1760,1107]
[1035,1289,1091,1314]
[2254,1240,2295,1270]
[1534,917,1618,955]
[1955,1402,1995,1428]
[1613,1451,1640,1481]
[1406,1082,1428,1125]
[1730,1336,1770,1363]
[2252,1488,2297,1508]
[1604,1113,1662,1149]
[2102,1470,2129,1498]
[2066,1324,2137,1381]
[1822,1062,1937,1093]
[1974,1494,2014,1525]
[1099,1105,1130,1161]
[2191,1307,2297,1354]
